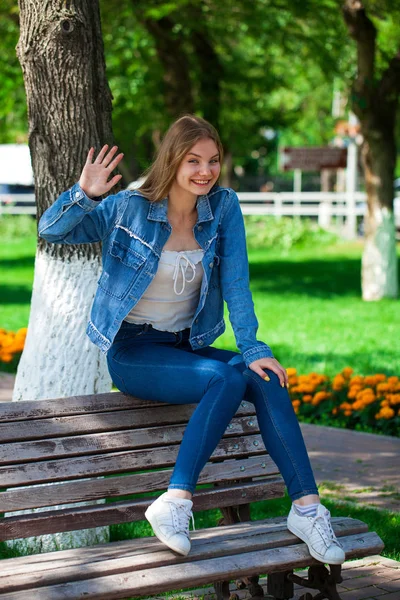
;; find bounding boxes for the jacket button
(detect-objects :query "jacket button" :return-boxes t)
[195,318,199,324]
[209,262,214,268]
[75,191,81,198]
[198,340,204,346]
[198,225,203,231]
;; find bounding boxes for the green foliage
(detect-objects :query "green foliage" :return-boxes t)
[244,215,339,251]
[0,215,36,240]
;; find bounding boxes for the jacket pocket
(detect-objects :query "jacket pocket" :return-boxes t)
[98,240,146,299]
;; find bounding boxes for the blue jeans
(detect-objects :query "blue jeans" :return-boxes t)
[107,322,319,500]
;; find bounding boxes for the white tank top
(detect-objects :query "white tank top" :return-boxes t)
[124,249,205,332]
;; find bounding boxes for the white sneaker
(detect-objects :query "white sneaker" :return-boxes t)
[287,503,346,565]
[145,492,194,556]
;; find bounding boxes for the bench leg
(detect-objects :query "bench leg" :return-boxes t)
[214,579,239,600]
[267,571,294,599]
[288,564,343,600]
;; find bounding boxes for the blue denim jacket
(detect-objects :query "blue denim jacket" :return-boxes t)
[38,183,273,367]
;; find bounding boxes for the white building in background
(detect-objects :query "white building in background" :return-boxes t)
[0,144,34,186]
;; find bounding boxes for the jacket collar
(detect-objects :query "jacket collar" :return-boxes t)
[147,193,214,224]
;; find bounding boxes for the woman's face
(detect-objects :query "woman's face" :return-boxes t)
[174,138,221,197]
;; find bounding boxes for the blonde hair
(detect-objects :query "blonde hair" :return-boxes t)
[138,115,223,202]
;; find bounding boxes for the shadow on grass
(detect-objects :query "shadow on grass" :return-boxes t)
[249,257,365,298]
[0,285,33,305]
[251,254,400,298]
[0,256,35,270]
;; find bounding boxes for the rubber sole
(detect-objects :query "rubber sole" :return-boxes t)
[287,520,345,565]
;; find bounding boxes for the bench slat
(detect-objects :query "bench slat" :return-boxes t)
[0,393,194,422]
[0,456,279,512]
[0,403,255,443]
[0,416,260,465]
[0,517,369,593]
[0,479,285,541]
[0,532,384,599]
[0,434,266,488]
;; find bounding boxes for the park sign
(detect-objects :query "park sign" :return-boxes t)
[281,146,348,171]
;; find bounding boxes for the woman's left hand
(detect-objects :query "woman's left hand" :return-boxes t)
[248,357,289,388]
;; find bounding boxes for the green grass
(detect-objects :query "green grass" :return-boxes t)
[1,215,399,377]
[0,233,36,331]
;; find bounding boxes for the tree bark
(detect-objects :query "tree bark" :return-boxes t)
[343,0,399,300]
[12,0,114,552]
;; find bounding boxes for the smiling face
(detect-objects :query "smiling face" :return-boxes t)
[172,138,221,199]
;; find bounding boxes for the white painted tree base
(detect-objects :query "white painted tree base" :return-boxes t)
[362,208,398,300]
[8,250,112,553]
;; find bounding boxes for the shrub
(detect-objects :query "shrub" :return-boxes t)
[244,215,338,251]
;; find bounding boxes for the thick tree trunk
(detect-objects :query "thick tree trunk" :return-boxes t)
[11,0,115,552]
[343,0,399,300]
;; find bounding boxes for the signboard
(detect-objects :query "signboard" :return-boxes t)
[281,146,347,172]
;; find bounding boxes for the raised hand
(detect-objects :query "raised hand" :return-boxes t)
[79,145,124,199]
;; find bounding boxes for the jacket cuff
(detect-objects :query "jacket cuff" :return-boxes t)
[243,344,274,368]
[70,183,102,211]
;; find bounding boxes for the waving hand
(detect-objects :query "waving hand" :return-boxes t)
[79,145,124,199]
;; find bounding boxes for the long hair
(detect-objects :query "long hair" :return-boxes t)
[138,115,224,202]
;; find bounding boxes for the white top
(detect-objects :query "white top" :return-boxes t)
[124,249,205,332]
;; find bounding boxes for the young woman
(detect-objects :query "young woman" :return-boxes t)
[39,115,344,564]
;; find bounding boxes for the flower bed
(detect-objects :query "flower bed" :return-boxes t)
[288,367,400,436]
[0,328,27,368]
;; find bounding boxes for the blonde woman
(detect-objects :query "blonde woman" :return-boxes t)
[39,115,344,564]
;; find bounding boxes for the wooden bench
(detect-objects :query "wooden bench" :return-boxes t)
[0,392,383,600]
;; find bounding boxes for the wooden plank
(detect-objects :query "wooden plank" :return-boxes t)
[0,416,260,465]
[0,479,285,541]
[0,435,266,488]
[0,394,256,423]
[0,403,256,444]
[0,455,279,512]
[0,516,367,574]
[0,518,369,593]
[0,532,384,599]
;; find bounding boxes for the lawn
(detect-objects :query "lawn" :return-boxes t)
[1,217,399,377]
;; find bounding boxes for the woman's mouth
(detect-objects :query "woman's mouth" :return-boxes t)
[191,179,212,187]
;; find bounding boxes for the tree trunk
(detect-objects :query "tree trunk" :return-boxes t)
[343,0,399,300]
[11,0,115,552]
[361,137,398,299]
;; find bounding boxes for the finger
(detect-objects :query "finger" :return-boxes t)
[106,152,124,173]
[250,365,269,380]
[102,145,119,168]
[106,174,123,190]
[85,147,95,165]
[266,364,286,388]
[94,144,109,164]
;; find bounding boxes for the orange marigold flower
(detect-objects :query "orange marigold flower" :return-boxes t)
[332,374,346,391]
[292,399,301,408]
[286,368,297,376]
[339,402,352,410]
[342,367,354,378]
[349,375,364,386]
[302,394,312,403]
[344,410,352,416]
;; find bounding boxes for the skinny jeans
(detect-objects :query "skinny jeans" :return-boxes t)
[107,322,319,500]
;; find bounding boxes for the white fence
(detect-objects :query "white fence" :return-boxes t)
[1,192,400,239]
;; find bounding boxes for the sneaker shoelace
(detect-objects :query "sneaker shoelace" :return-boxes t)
[311,509,342,549]
[166,499,195,536]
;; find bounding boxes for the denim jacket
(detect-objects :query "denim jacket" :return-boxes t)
[38,183,273,367]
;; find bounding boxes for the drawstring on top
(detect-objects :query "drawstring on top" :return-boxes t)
[173,254,197,295]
